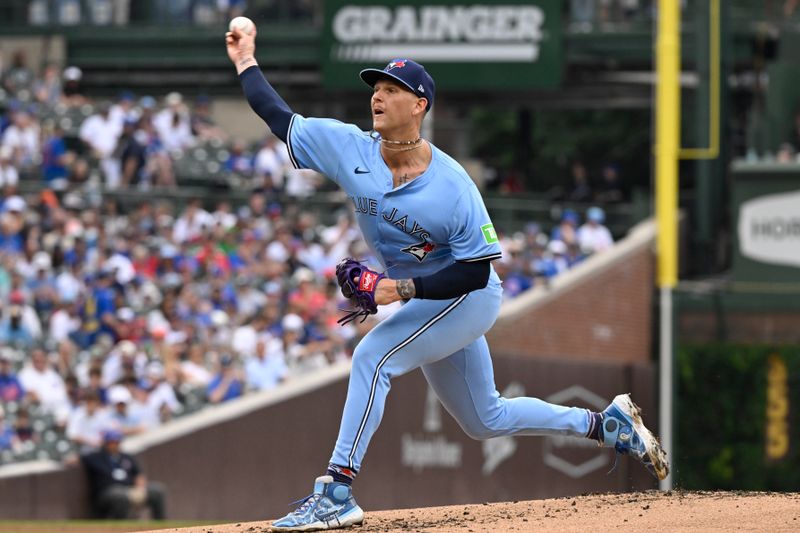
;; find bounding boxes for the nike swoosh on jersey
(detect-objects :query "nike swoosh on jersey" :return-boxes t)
[354,167,370,174]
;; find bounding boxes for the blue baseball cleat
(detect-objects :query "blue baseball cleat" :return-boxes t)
[601,394,670,481]
[271,475,364,531]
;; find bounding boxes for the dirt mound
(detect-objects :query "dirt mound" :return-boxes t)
[141,491,800,532]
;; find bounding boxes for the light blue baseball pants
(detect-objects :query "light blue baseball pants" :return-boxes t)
[330,282,592,472]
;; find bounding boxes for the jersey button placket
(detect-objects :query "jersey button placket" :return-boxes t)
[372,148,393,264]
[374,192,388,260]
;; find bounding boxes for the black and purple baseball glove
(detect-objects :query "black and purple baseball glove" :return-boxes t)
[335,258,386,325]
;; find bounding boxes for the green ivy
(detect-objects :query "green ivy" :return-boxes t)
[676,344,800,490]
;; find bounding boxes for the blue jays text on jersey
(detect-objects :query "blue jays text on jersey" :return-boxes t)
[381,207,430,240]
[350,195,435,262]
[350,196,431,239]
[350,195,377,216]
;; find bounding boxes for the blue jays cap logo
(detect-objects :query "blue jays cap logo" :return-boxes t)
[359,58,434,111]
[386,59,407,71]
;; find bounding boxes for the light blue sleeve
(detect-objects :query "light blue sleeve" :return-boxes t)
[448,186,503,263]
[286,114,361,184]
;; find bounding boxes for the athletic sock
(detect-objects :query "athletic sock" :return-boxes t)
[327,463,357,485]
[587,412,603,444]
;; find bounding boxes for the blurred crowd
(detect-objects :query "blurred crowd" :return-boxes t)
[569,0,800,32]
[568,0,656,31]
[495,206,614,299]
[0,55,385,461]
[17,0,316,27]
[0,187,389,464]
[0,51,323,195]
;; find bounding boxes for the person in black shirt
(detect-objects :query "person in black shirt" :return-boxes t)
[81,430,166,519]
[116,118,147,187]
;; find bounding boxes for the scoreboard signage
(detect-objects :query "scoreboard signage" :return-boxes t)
[737,189,800,269]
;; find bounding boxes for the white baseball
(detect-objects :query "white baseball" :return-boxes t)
[229,16,255,35]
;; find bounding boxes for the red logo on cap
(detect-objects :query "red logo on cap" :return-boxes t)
[386,60,407,70]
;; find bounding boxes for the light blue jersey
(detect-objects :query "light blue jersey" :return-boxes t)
[287,115,502,281]
[284,113,590,474]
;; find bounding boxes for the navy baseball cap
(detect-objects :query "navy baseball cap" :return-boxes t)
[359,59,435,112]
[103,429,123,442]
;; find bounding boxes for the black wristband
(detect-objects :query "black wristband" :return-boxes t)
[412,277,425,299]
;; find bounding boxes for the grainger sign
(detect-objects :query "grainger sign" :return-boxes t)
[323,0,562,90]
[333,5,547,62]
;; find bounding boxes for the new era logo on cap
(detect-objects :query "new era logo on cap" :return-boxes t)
[359,58,436,111]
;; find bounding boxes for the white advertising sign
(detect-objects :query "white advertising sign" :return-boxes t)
[738,190,800,268]
[332,5,546,62]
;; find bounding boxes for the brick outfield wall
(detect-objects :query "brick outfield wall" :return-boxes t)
[487,240,655,364]
[0,359,657,521]
[0,463,87,519]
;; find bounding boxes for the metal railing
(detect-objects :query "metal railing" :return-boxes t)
[13,174,641,237]
[0,0,318,29]
[0,1,794,31]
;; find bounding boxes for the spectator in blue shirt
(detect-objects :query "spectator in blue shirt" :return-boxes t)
[26,253,58,317]
[0,405,20,452]
[41,124,70,188]
[499,268,532,299]
[0,196,26,254]
[538,240,571,279]
[0,306,34,349]
[78,270,117,348]
[117,118,147,187]
[245,336,287,391]
[206,354,242,403]
[565,242,586,268]
[0,353,24,402]
[107,385,147,437]
[551,210,579,247]
[224,138,254,178]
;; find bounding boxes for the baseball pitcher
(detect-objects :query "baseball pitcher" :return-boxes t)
[225,23,668,532]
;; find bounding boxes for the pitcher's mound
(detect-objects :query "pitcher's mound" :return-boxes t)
[141,490,800,532]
